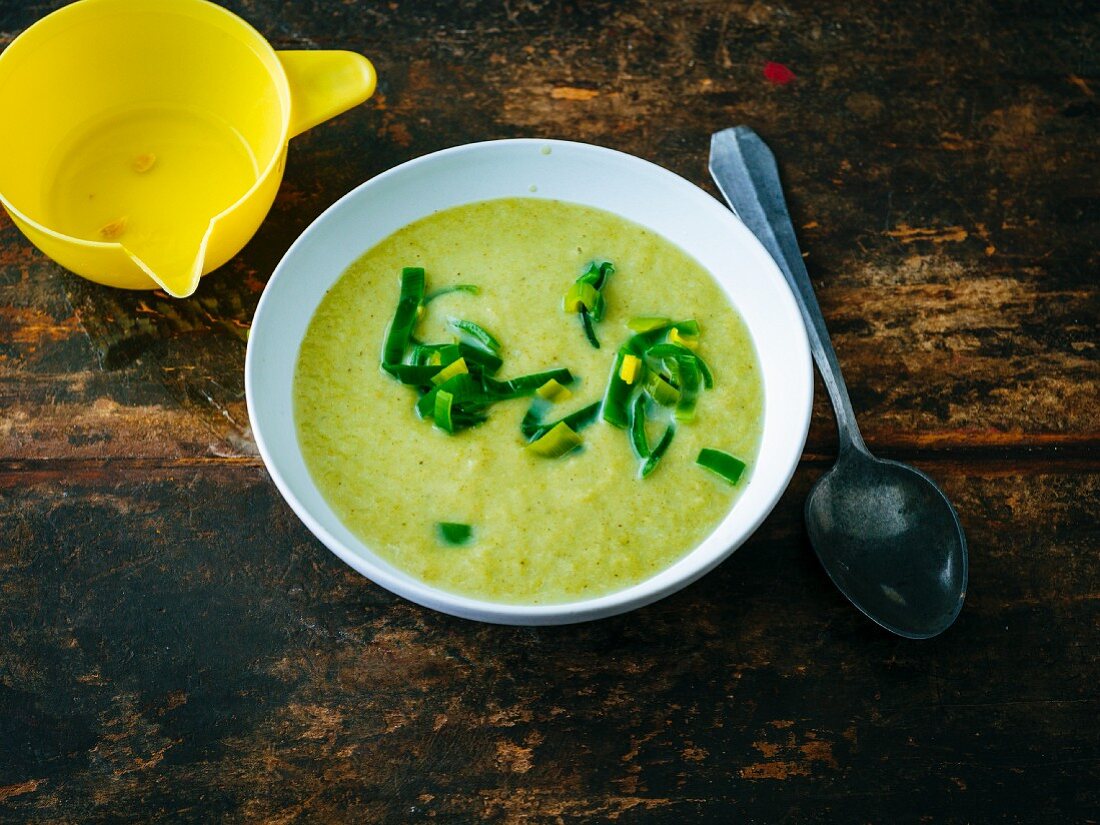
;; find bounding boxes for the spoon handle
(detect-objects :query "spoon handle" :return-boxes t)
[709,126,866,453]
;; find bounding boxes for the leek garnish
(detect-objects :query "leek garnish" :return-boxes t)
[695,355,714,389]
[601,351,633,429]
[449,318,502,353]
[580,306,600,349]
[558,402,602,437]
[629,395,650,459]
[382,267,425,367]
[564,282,600,312]
[697,448,747,485]
[536,378,572,402]
[456,343,502,374]
[563,260,614,348]
[382,363,443,386]
[520,398,549,439]
[641,423,676,478]
[524,401,601,442]
[382,268,576,435]
[416,373,480,419]
[437,522,473,545]
[486,369,574,399]
[601,317,721,478]
[381,267,734,483]
[627,316,670,333]
[623,328,670,356]
[645,342,714,390]
[528,422,583,458]
[645,372,681,407]
[431,357,469,386]
[669,327,698,349]
[434,390,455,433]
[674,357,701,421]
[619,353,642,384]
[424,284,479,304]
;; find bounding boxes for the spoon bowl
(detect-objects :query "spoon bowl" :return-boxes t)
[806,447,967,638]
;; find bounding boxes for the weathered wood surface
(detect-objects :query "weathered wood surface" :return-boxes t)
[1,0,1097,821]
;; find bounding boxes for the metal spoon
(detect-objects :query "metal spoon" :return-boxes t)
[709,126,967,639]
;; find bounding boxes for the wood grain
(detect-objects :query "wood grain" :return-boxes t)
[1,0,1097,821]
[0,465,1097,822]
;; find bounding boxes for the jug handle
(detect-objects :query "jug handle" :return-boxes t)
[277,50,377,138]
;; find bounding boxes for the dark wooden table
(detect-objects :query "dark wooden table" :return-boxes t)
[2,1,1098,821]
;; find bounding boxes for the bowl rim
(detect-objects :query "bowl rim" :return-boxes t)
[245,137,813,625]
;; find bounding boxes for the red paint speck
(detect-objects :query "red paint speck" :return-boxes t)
[764,61,796,85]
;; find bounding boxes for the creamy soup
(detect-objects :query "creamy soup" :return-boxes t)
[295,198,763,604]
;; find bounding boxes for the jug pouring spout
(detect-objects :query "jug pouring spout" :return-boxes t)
[120,221,215,299]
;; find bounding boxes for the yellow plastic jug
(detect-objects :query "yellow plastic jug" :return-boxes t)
[0,0,376,297]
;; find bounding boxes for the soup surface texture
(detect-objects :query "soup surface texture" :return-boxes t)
[295,198,763,604]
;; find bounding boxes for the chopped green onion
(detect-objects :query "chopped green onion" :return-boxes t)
[434,390,455,433]
[645,342,697,360]
[627,316,671,333]
[449,318,501,354]
[601,351,633,428]
[536,378,572,402]
[486,368,573,399]
[646,342,714,389]
[520,398,549,439]
[382,268,585,436]
[641,422,676,478]
[437,343,462,365]
[578,260,614,290]
[695,355,714,389]
[416,373,480,419]
[528,421,582,458]
[565,261,614,347]
[601,320,715,478]
[558,401,601,436]
[382,267,425,367]
[564,282,600,313]
[674,357,701,421]
[619,353,643,384]
[437,522,473,545]
[410,345,435,366]
[580,306,600,348]
[663,355,682,388]
[645,372,681,407]
[431,357,468,385]
[411,342,461,367]
[456,343,502,374]
[622,328,669,356]
[525,401,601,442]
[669,327,698,349]
[424,284,480,304]
[451,409,489,428]
[697,448,747,485]
[381,363,443,385]
[629,394,650,459]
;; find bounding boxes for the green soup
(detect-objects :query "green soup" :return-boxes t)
[295,198,763,604]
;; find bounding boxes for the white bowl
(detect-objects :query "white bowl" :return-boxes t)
[245,138,812,625]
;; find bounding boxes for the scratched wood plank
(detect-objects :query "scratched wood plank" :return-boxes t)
[1,0,1098,462]
[0,463,1096,822]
